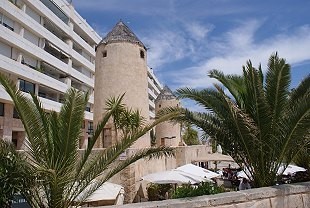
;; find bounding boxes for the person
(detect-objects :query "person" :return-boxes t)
[239,178,251,190]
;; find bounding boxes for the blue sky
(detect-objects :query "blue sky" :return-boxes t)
[73,0,310,98]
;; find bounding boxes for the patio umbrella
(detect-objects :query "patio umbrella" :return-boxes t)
[141,170,204,184]
[277,164,307,175]
[236,170,253,180]
[176,164,220,180]
[74,182,124,204]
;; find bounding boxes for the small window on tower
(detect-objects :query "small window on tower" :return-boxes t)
[102,50,107,57]
[159,104,161,108]
[140,50,145,59]
[0,103,4,116]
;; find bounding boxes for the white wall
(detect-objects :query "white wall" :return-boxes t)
[25,5,41,23]
[24,29,39,46]
[0,41,11,58]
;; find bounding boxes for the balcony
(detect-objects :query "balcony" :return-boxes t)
[149,99,155,110]
[0,26,69,75]
[71,66,94,88]
[148,77,161,95]
[41,61,67,84]
[0,54,68,94]
[44,41,69,64]
[40,0,69,24]
[149,111,155,119]
[148,88,157,100]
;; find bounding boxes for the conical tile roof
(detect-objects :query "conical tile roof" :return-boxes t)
[156,86,177,101]
[99,21,146,49]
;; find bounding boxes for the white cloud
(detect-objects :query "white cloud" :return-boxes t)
[225,19,262,51]
[184,22,213,41]
[141,20,214,71]
[163,23,310,89]
[142,30,191,69]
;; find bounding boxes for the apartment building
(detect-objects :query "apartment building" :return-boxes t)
[0,0,101,149]
[0,0,162,149]
[148,67,162,119]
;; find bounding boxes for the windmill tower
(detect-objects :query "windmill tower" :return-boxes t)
[93,21,150,148]
[155,86,181,146]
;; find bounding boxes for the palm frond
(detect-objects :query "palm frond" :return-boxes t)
[0,74,49,165]
[176,87,231,119]
[289,74,310,104]
[75,146,175,203]
[209,69,245,106]
[265,53,291,121]
[278,94,310,163]
[81,110,177,180]
[76,93,125,176]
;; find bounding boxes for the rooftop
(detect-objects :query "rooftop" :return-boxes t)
[99,21,146,49]
[156,86,176,101]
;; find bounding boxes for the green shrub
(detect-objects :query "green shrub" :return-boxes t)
[147,183,173,201]
[172,182,225,199]
[0,140,33,207]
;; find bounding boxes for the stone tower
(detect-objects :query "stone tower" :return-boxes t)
[155,86,181,146]
[94,21,150,148]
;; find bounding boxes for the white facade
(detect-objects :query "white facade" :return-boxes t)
[0,0,101,148]
[0,0,162,148]
[147,67,162,119]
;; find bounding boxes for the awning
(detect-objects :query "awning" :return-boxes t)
[141,170,207,184]
[192,153,235,162]
[176,164,220,179]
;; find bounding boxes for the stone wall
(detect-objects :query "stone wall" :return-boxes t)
[100,181,310,208]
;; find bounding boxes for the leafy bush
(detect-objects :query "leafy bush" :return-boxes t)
[172,182,225,199]
[147,183,173,201]
[0,140,33,207]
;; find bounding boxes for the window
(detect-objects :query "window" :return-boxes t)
[13,108,19,119]
[140,50,145,59]
[0,103,4,116]
[102,50,107,57]
[38,92,46,98]
[87,122,93,135]
[0,13,14,31]
[19,79,35,94]
[85,103,91,112]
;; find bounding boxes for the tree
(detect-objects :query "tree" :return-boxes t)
[0,75,177,208]
[293,143,310,170]
[161,53,310,187]
[182,123,200,145]
[0,140,34,207]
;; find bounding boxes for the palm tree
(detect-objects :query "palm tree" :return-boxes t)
[161,53,309,187]
[293,143,310,170]
[182,123,200,145]
[0,75,177,208]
